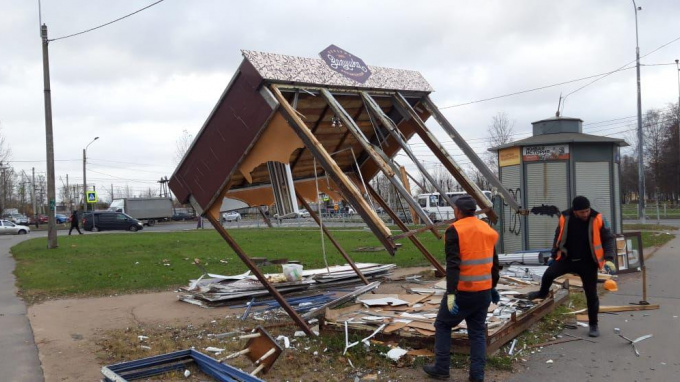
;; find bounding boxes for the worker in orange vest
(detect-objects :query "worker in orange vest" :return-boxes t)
[527,196,615,337]
[423,195,500,381]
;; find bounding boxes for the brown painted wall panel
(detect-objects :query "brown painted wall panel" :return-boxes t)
[170,60,273,209]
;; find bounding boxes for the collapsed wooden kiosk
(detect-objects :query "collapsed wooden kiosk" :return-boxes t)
[169,48,518,335]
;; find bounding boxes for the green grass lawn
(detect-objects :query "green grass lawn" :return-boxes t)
[12,228,444,303]
[13,223,677,303]
[623,223,679,231]
[641,231,675,248]
[622,203,680,219]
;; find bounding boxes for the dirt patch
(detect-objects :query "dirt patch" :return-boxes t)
[28,269,513,381]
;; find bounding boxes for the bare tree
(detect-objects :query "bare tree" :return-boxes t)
[485,112,515,176]
[174,129,194,165]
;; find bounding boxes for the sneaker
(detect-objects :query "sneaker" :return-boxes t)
[526,291,546,300]
[588,325,600,337]
[423,364,449,380]
[469,377,484,382]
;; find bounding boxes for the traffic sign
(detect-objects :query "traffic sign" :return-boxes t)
[86,191,98,203]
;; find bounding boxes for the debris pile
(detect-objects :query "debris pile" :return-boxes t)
[321,273,568,354]
[178,263,395,307]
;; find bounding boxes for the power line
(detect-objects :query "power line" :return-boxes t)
[49,0,166,42]
[439,66,635,109]
[440,34,680,111]
[562,35,680,111]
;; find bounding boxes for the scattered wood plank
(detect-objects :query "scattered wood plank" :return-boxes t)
[501,276,534,285]
[528,337,582,349]
[568,304,660,315]
[407,349,435,357]
[383,321,409,334]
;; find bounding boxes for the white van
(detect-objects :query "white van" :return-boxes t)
[416,191,492,222]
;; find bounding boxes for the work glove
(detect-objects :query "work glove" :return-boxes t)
[604,261,616,274]
[446,293,459,315]
[491,288,500,304]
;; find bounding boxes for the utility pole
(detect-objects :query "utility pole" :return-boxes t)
[111,183,114,203]
[41,24,58,248]
[66,174,70,211]
[675,59,680,203]
[32,168,37,228]
[631,1,646,223]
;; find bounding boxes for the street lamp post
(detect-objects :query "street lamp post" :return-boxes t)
[632,0,645,222]
[83,137,99,212]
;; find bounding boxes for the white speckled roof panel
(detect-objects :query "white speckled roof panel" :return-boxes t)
[242,50,434,92]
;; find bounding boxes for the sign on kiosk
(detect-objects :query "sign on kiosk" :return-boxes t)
[522,144,569,162]
[499,147,521,167]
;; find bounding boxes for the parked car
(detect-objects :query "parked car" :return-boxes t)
[297,209,310,218]
[0,220,30,235]
[14,214,29,225]
[222,211,242,222]
[55,214,70,224]
[171,212,195,221]
[82,211,143,232]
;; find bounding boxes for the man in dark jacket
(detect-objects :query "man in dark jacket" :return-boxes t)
[68,210,82,235]
[528,196,615,337]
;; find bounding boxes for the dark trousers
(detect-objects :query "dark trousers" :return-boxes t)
[538,258,599,326]
[68,225,82,235]
[434,290,491,381]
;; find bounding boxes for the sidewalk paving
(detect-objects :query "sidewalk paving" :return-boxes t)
[0,235,44,382]
[509,233,680,381]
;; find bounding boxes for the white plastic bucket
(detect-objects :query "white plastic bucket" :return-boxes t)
[282,264,303,282]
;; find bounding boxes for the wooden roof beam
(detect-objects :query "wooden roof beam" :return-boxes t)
[392,93,499,223]
[319,89,439,239]
[270,85,396,254]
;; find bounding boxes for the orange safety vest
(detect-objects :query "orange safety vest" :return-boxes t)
[554,213,605,269]
[452,217,499,292]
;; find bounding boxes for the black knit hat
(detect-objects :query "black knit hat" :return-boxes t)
[572,196,591,211]
[454,195,477,213]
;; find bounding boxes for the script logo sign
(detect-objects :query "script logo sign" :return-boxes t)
[319,44,372,84]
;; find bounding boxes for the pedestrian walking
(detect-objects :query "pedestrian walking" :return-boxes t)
[423,195,500,381]
[527,196,616,337]
[68,210,82,235]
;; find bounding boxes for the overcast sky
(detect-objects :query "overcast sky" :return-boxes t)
[1,0,679,202]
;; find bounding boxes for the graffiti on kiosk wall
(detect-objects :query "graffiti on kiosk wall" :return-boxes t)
[522,144,569,161]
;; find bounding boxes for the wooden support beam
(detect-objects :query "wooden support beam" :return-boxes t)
[320,89,437,233]
[296,194,370,286]
[366,184,446,276]
[204,213,314,336]
[270,85,396,255]
[420,95,522,217]
[257,206,273,228]
[361,92,458,222]
[392,93,499,223]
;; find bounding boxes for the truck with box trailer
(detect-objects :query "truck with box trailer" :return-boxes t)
[108,198,173,226]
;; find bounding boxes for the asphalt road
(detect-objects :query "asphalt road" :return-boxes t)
[510,224,680,381]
